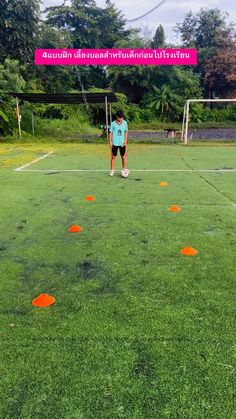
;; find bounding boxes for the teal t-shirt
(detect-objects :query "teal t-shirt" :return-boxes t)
[109,119,128,146]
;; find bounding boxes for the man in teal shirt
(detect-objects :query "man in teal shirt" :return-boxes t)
[109,110,128,176]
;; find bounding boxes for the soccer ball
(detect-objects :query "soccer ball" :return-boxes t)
[121,169,129,178]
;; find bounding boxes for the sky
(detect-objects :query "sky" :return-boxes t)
[41,0,236,43]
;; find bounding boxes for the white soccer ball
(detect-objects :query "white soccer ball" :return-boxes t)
[121,169,129,178]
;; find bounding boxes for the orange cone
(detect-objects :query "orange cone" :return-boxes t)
[85,195,95,201]
[180,246,198,256]
[169,205,181,212]
[67,225,83,233]
[160,181,168,187]
[32,294,55,307]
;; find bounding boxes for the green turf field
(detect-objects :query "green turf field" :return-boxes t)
[0,143,235,418]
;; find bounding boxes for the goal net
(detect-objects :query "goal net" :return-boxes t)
[181,99,236,144]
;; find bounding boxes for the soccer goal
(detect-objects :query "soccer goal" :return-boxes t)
[181,99,236,144]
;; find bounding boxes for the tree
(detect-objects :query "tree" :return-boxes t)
[107,36,154,103]
[0,59,26,95]
[151,25,165,48]
[44,0,137,90]
[175,8,236,99]
[140,66,202,121]
[34,23,74,93]
[175,8,234,49]
[0,109,9,123]
[0,0,40,64]
[203,40,236,98]
[99,0,139,48]
[148,85,174,116]
[0,108,11,136]
[108,63,153,103]
[0,59,27,135]
[38,22,71,49]
[108,46,202,113]
[44,0,135,49]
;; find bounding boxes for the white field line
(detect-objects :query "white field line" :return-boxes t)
[15,168,236,173]
[14,164,236,207]
[14,152,54,171]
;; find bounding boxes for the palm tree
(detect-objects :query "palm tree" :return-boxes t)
[0,109,9,123]
[0,107,10,135]
[148,84,174,117]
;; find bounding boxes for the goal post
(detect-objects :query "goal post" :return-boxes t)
[181,98,236,144]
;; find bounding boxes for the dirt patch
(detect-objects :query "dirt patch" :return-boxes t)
[14,257,119,296]
[77,260,104,280]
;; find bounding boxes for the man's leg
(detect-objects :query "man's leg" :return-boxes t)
[110,146,117,176]
[120,146,126,169]
[121,156,126,169]
[111,155,116,170]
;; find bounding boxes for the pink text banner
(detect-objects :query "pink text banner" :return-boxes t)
[35,49,197,66]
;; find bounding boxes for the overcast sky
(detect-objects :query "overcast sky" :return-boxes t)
[41,0,236,42]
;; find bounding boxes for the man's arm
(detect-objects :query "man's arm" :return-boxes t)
[124,122,128,146]
[109,132,113,147]
[124,131,128,146]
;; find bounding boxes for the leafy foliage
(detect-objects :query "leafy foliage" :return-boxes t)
[176,8,236,98]
[44,0,136,49]
[0,0,40,64]
[151,25,165,48]
[203,40,236,98]
[175,8,234,49]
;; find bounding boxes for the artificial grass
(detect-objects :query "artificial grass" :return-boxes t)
[0,143,235,418]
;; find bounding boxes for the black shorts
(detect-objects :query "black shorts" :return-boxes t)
[112,145,126,157]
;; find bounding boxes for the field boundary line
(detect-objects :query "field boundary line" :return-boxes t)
[197,173,236,208]
[14,151,54,171]
[14,168,236,173]
[178,154,236,208]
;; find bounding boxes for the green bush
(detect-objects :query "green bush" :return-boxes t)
[209,107,236,122]
[189,104,236,123]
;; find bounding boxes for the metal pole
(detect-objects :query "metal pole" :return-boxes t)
[109,103,112,125]
[183,98,236,103]
[181,102,187,141]
[16,97,22,139]
[105,95,109,139]
[184,100,190,145]
[32,112,35,135]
